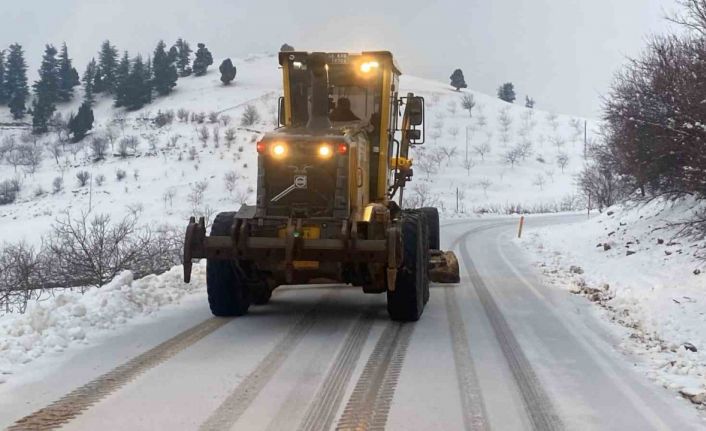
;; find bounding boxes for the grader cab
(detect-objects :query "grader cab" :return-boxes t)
[183,51,459,321]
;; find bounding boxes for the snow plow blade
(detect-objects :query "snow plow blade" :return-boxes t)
[429,250,460,283]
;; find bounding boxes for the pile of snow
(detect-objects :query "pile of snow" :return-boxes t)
[0,263,205,383]
[521,198,706,406]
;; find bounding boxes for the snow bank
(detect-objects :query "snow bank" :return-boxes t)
[0,263,205,383]
[520,198,706,406]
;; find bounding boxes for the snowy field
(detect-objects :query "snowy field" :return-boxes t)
[521,199,706,407]
[0,53,594,249]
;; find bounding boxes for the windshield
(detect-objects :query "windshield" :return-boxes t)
[287,62,382,127]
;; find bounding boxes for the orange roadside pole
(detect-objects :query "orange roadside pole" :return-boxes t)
[517,216,525,238]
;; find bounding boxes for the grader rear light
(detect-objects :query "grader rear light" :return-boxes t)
[337,143,348,155]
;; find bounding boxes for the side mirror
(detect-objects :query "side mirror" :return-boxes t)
[406,96,424,126]
[278,96,285,127]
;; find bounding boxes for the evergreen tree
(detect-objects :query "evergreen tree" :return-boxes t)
[219,58,236,85]
[67,101,94,142]
[449,69,467,91]
[0,50,7,104]
[57,42,79,102]
[32,44,60,133]
[114,51,130,107]
[82,58,97,106]
[93,66,103,94]
[192,43,213,76]
[5,43,29,119]
[145,56,153,104]
[97,40,118,93]
[174,38,192,77]
[152,40,178,95]
[124,55,151,110]
[280,43,295,52]
[497,82,516,103]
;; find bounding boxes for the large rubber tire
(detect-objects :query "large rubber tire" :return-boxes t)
[387,210,429,321]
[206,212,251,316]
[420,207,440,250]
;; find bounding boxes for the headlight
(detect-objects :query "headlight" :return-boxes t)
[360,61,379,73]
[271,142,288,158]
[318,144,333,158]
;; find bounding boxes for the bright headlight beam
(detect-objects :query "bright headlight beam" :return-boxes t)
[272,143,287,157]
[360,61,379,74]
[318,144,332,158]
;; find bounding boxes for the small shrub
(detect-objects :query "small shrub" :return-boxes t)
[154,110,175,127]
[241,105,260,126]
[176,108,190,122]
[95,174,106,187]
[208,111,219,123]
[52,177,64,194]
[116,169,127,181]
[76,171,90,187]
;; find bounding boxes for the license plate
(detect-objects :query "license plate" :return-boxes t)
[327,53,349,64]
[293,260,319,270]
[278,226,321,239]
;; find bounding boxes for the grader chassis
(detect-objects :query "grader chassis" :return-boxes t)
[184,51,459,321]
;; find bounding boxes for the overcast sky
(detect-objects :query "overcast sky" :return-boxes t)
[0,0,678,117]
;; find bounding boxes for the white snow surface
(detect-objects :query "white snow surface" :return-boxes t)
[520,198,706,406]
[0,263,205,383]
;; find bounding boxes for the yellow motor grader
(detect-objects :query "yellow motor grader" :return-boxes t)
[183,51,459,321]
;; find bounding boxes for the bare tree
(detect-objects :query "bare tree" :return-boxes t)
[473,141,491,161]
[52,177,64,193]
[447,126,459,140]
[463,158,475,176]
[198,126,210,146]
[460,93,476,117]
[90,137,109,161]
[19,143,43,175]
[533,174,546,191]
[224,171,240,196]
[503,147,521,168]
[557,152,570,173]
[224,128,236,148]
[478,178,492,197]
[162,187,177,208]
[546,112,559,132]
[440,144,458,165]
[213,126,221,148]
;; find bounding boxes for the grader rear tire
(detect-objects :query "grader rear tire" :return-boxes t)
[420,207,440,250]
[387,210,429,321]
[206,212,251,316]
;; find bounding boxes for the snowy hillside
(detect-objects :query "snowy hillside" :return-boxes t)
[0,53,595,247]
[521,198,706,406]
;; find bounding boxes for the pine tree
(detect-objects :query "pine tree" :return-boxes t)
[497,82,516,103]
[280,43,295,52]
[32,44,60,134]
[174,38,192,77]
[67,101,94,142]
[124,55,151,111]
[192,43,213,77]
[5,43,29,119]
[449,69,467,91]
[82,58,97,106]
[114,51,130,107]
[57,42,78,102]
[219,58,236,85]
[152,40,178,96]
[0,50,7,104]
[145,56,153,104]
[97,40,118,93]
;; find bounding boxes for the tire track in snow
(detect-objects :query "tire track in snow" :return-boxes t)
[335,321,415,431]
[7,317,230,431]
[198,296,330,431]
[296,310,376,431]
[445,287,490,431]
[458,226,564,431]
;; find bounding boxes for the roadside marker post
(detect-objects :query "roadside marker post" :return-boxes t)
[517,216,525,239]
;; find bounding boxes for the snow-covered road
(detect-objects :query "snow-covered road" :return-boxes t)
[2,217,703,430]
